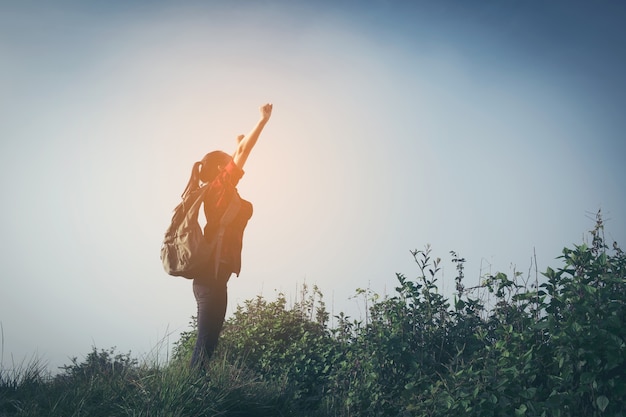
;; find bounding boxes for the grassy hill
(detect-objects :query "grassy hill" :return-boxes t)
[2,214,624,417]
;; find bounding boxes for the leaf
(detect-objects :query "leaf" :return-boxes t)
[583,284,598,295]
[596,395,609,412]
[520,387,537,399]
[515,404,527,416]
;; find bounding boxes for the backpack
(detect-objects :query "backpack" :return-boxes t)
[160,184,241,279]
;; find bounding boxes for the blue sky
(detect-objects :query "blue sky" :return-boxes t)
[1,0,625,371]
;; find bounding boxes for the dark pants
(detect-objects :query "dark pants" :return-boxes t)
[191,266,231,369]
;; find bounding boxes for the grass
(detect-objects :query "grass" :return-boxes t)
[0,349,292,417]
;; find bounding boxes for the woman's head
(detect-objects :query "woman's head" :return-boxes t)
[182,151,232,197]
[198,151,232,183]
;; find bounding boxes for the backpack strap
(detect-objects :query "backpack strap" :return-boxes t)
[211,192,242,278]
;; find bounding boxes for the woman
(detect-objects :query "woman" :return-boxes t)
[183,103,273,368]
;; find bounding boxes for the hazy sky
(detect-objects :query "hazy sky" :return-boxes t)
[2,0,625,371]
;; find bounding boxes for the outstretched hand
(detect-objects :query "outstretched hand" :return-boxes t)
[260,103,273,122]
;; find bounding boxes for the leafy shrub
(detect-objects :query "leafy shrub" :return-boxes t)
[56,346,138,382]
[219,285,335,409]
[174,212,625,417]
[407,212,626,417]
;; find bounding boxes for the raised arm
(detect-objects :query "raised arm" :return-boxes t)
[232,103,273,170]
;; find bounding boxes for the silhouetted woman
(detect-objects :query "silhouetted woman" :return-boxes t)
[182,103,273,368]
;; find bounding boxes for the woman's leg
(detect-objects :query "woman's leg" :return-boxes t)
[190,270,229,369]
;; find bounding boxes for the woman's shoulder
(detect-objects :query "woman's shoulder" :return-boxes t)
[211,160,244,188]
[223,160,244,182]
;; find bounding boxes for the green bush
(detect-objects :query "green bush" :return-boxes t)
[219,285,335,409]
[3,211,624,417]
[174,212,625,417]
